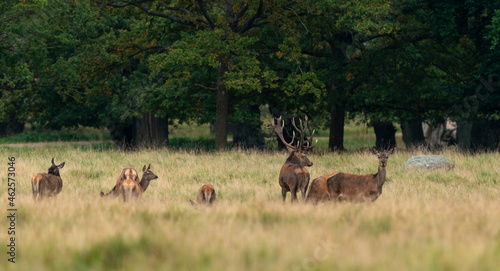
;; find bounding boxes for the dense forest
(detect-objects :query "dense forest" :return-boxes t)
[1,0,499,151]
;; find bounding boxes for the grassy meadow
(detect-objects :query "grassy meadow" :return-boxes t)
[1,144,500,271]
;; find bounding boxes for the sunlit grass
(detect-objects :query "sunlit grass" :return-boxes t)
[1,146,499,271]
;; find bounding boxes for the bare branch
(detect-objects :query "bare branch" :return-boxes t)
[194,83,216,91]
[237,0,264,33]
[197,0,215,29]
[232,3,249,30]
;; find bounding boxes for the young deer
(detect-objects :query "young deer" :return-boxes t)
[31,158,66,200]
[272,116,317,203]
[100,168,139,198]
[190,184,216,206]
[324,147,394,203]
[121,164,158,202]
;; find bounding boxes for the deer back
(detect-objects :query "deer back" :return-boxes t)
[326,173,379,202]
[31,158,65,199]
[320,148,394,203]
[121,178,143,202]
[103,168,139,197]
[32,173,63,196]
[305,172,338,203]
[279,151,312,187]
[196,184,216,205]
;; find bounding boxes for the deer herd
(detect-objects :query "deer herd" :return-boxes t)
[30,116,394,205]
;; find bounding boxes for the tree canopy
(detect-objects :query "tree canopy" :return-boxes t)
[1,0,499,150]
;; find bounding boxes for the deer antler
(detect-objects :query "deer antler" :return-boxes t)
[302,129,317,151]
[271,116,297,152]
[291,116,317,152]
[291,118,305,152]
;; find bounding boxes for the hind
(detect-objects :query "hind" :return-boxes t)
[31,174,42,201]
[196,184,216,205]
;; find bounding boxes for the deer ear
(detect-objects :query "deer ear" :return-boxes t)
[147,164,151,171]
[387,147,394,156]
[58,162,65,168]
[143,165,147,173]
[371,147,379,155]
[51,157,55,165]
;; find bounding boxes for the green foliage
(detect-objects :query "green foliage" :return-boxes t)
[0,127,110,144]
[2,0,500,149]
[487,9,500,49]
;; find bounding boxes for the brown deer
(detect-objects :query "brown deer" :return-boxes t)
[272,116,317,203]
[121,164,158,202]
[320,147,394,203]
[100,168,139,198]
[305,172,339,204]
[190,184,216,206]
[31,158,66,200]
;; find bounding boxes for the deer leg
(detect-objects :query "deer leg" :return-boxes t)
[281,188,287,203]
[300,186,307,202]
[362,194,372,205]
[289,186,298,203]
[301,175,310,201]
[32,184,37,201]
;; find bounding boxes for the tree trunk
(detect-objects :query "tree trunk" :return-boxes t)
[232,105,265,149]
[109,122,135,149]
[215,55,229,151]
[135,110,169,148]
[373,121,396,150]
[456,121,472,150]
[471,119,500,151]
[423,121,446,150]
[329,104,345,151]
[0,118,24,137]
[109,113,168,149]
[401,121,425,148]
[327,35,350,152]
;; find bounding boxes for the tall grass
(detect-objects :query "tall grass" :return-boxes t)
[1,146,499,270]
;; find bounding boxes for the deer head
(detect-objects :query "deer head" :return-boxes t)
[142,164,158,180]
[371,147,394,168]
[272,116,317,167]
[48,158,65,177]
[139,164,158,193]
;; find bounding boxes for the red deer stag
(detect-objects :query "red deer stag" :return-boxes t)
[190,184,216,206]
[272,116,317,203]
[318,147,394,203]
[31,158,66,200]
[122,164,158,202]
[100,168,139,198]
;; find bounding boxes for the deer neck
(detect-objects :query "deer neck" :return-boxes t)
[49,172,61,177]
[139,177,151,193]
[286,152,300,165]
[376,165,387,191]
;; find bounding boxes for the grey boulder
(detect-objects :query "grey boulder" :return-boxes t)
[402,155,454,170]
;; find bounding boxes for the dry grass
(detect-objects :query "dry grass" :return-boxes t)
[1,145,500,270]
